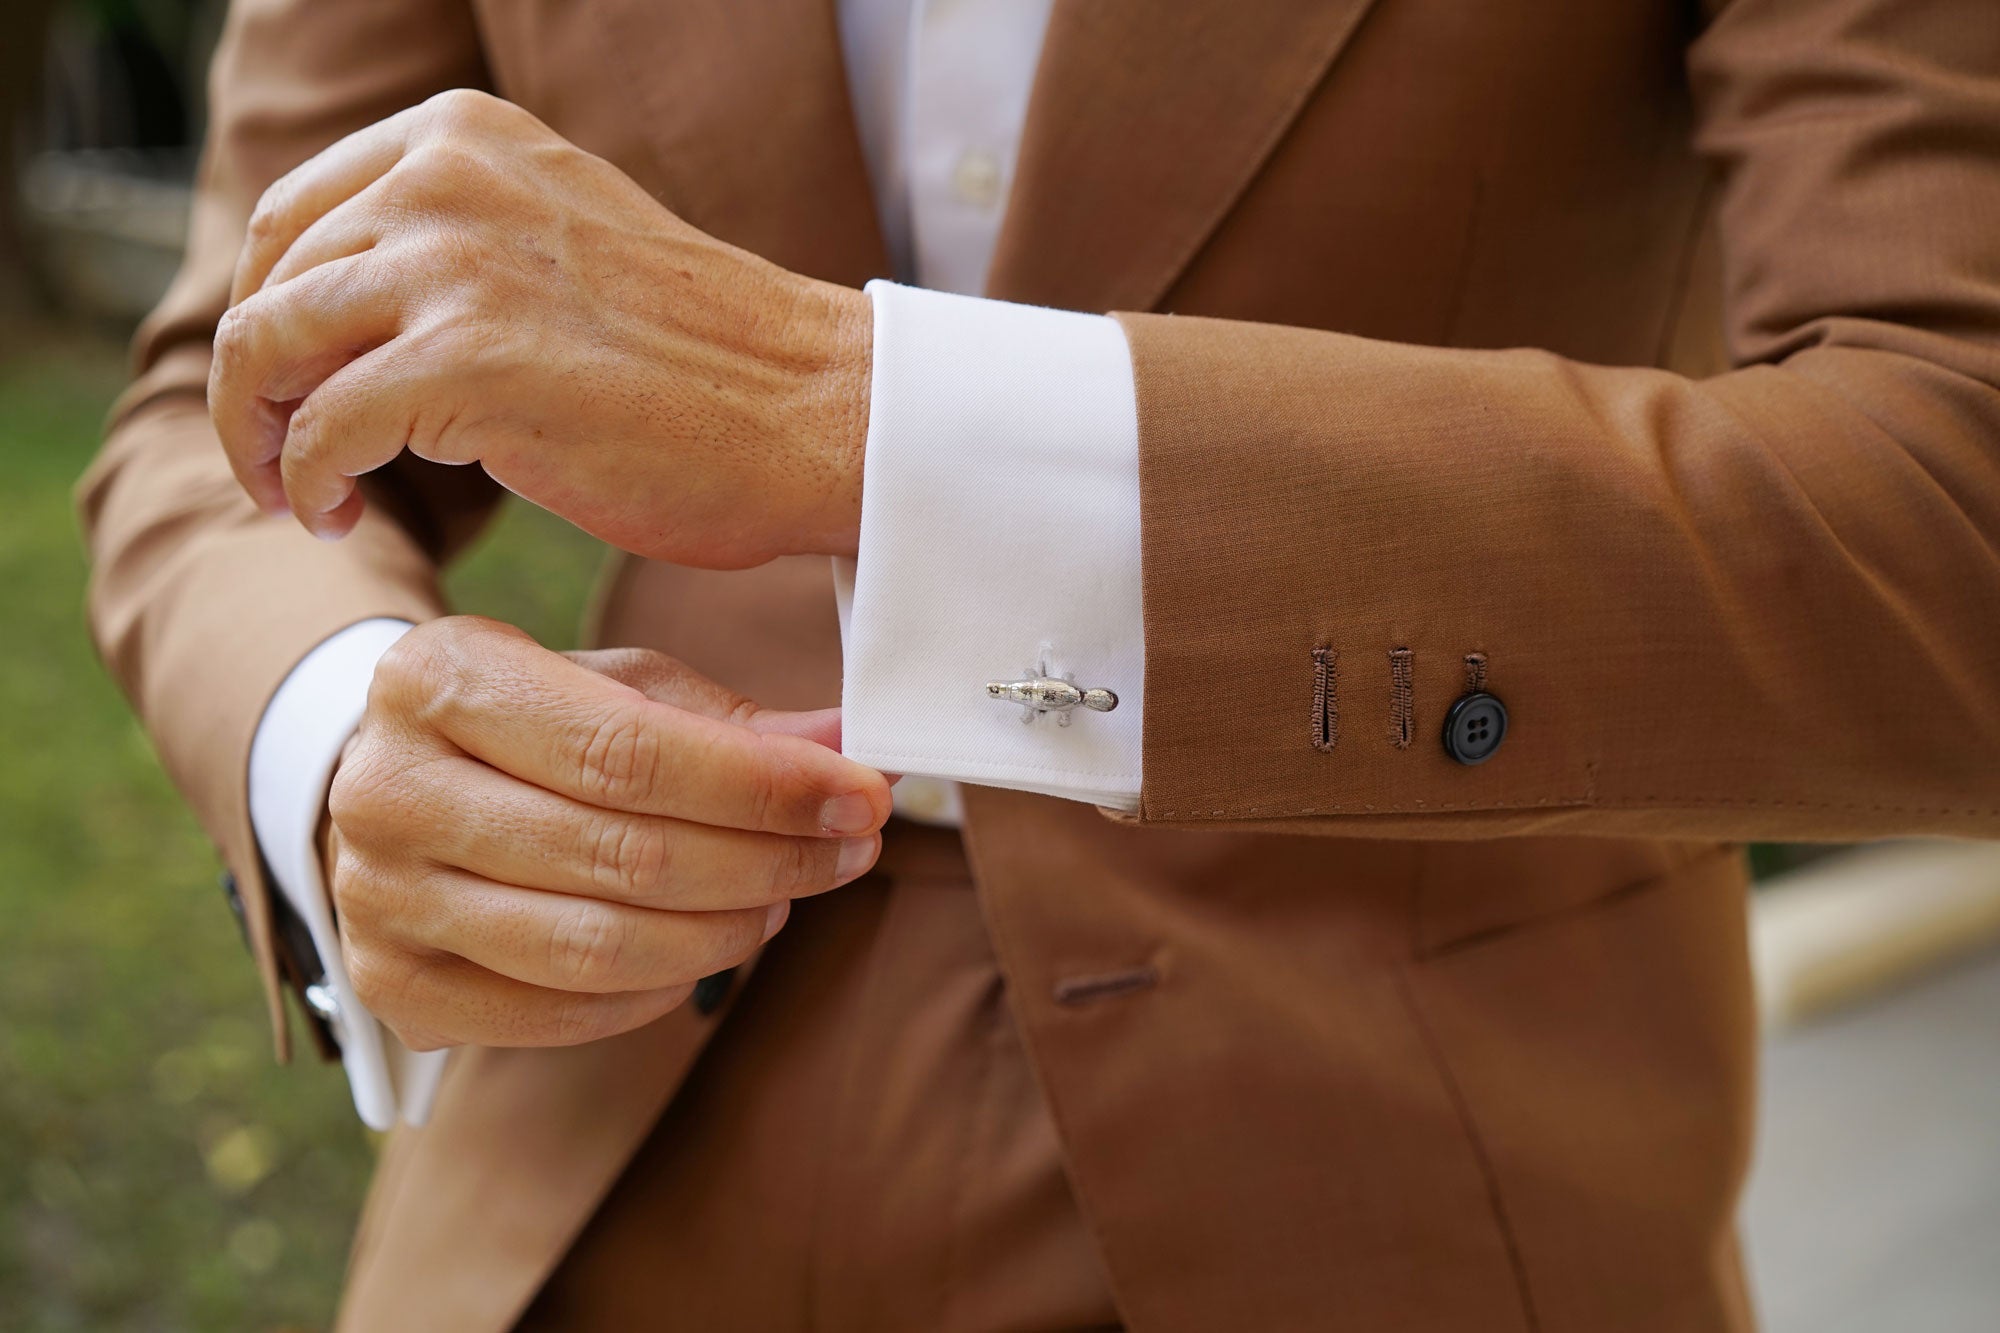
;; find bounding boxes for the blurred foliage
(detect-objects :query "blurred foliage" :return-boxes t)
[0,332,603,1331]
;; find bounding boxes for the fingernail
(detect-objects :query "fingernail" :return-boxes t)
[761,901,790,942]
[820,792,877,836]
[834,836,877,885]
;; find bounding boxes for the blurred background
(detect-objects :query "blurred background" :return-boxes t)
[1,4,1997,1330]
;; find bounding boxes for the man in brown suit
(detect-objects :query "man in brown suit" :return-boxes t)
[82,0,2000,1328]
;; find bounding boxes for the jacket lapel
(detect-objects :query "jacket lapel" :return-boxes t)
[589,0,1382,311]
[985,0,1384,312]
[596,0,889,286]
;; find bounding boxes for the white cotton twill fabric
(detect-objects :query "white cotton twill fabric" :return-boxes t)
[247,617,446,1128]
[836,281,1145,810]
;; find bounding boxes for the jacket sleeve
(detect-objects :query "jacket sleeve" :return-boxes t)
[1117,0,2000,842]
[77,0,499,1057]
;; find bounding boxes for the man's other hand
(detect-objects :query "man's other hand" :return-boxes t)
[323,616,891,1052]
[209,89,872,568]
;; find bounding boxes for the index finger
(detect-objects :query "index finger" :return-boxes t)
[230,103,427,307]
[384,621,892,837]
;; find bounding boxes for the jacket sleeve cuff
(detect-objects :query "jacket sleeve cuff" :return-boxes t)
[834,281,1145,810]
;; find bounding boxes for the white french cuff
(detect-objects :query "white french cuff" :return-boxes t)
[246,617,448,1130]
[835,280,1145,810]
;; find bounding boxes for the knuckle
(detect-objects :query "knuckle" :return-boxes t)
[418,227,480,277]
[344,945,383,1009]
[327,748,396,837]
[211,304,254,376]
[591,814,669,901]
[403,393,472,465]
[777,835,831,897]
[393,1026,449,1054]
[327,857,379,927]
[550,993,617,1047]
[244,188,289,246]
[405,142,483,195]
[344,942,407,1014]
[718,908,772,967]
[373,627,442,698]
[578,711,663,807]
[548,902,627,991]
[397,631,476,733]
[326,758,363,826]
[282,395,326,458]
[426,87,498,129]
[729,734,779,830]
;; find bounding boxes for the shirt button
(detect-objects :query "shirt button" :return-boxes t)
[1442,691,1508,765]
[951,149,1003,210]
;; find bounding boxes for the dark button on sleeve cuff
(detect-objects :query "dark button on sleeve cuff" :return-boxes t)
[1442,692,1508,765]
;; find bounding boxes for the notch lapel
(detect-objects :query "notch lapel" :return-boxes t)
[985,0,1386,312]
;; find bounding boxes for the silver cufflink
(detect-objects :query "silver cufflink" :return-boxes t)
[986,657,1118,726]
[302,981,350,1046]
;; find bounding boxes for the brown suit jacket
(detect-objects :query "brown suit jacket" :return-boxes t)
[80,0,2000,1329]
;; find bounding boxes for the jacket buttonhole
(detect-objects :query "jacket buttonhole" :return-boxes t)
[1051,964,1161,1006]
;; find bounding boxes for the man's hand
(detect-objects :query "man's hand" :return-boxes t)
[324,616,891,1051]
[209,88,872,568]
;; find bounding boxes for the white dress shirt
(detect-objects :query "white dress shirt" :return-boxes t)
[248,0,1145,1126]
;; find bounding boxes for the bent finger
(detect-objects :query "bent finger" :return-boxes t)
[209,253,402,513]
[418,755,878,908]
[407,629,891,835]
[351,941,695,1050]
[376,866,784,994]
[260,181,393,292]
[277,336,440,537]
[232,106,428,305]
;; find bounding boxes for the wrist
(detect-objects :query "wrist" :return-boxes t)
[793,280,872,559]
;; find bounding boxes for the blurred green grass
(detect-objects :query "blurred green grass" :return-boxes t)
[0,333,604,1332]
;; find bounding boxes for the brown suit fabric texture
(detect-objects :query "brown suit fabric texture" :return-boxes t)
[517,822,1121,1331]
[78,0,2000,1329]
